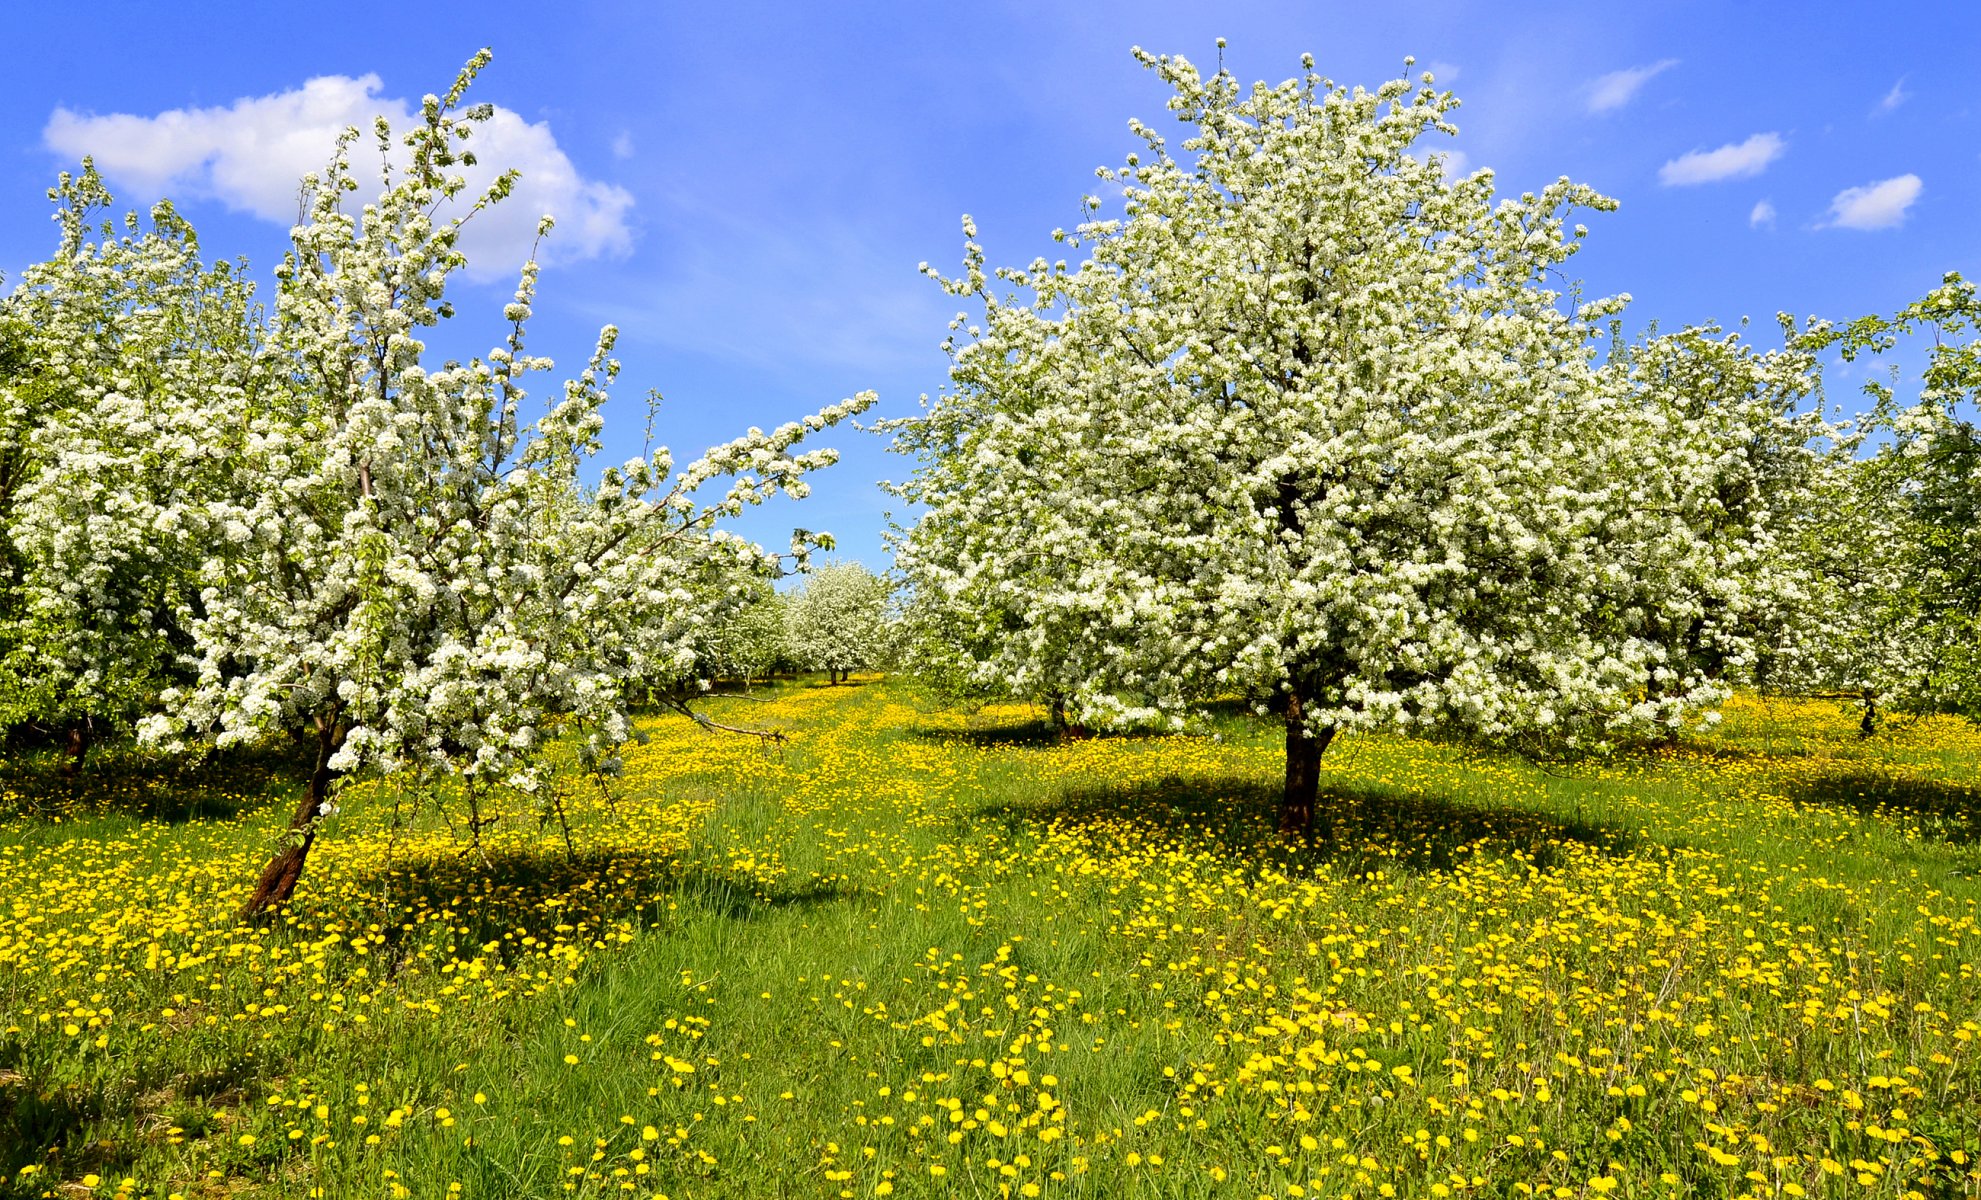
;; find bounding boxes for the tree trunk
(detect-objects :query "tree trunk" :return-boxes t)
[1859,694,1878,739]
[1280,686,1337,840]
[239,720,341,919]
[62,720,92,779]
[1048,695,1069,741]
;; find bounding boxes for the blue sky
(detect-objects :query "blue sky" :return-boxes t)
[4,0,1976,570]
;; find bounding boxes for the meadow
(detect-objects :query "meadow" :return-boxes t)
[1,680,1977,1200]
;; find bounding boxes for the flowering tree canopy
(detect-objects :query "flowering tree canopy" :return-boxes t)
[889,49,1826,835]
[121,53,870,914]
[784,561,892,684]
[0,166,262,769]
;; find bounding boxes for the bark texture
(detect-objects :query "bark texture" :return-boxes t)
[1280,685,1337,839]
[239,721,341,919]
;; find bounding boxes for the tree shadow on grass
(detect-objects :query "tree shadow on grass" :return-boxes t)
[914,719,1182,751]
[320,846,853,975]
[0,1058,140,1200]
[1783,772,1981,845]
[0,741,307,826]
[979,774,1638,876]
[915,720,1066,750]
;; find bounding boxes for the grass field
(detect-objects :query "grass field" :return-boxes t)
[2,680,1978,1199]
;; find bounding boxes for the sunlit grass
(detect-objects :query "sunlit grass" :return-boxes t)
[2,681,1976,1198]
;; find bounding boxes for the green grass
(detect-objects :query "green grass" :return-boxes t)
[1,681,1977,1199]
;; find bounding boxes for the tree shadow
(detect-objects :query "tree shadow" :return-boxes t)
[914,719,1175,750]
[0,741,307,826]
[1783,771,1981,845]
[978,774,1638,876]
[915,720,1066,750]
[0,1068,134,1199]
[318,845,853,974]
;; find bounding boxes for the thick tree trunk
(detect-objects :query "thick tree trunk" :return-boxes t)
[239,720,341,919]
[1280,686,1337,840]
[1859,695,1878,739]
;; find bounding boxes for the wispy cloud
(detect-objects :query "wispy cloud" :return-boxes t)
[1658,133,1786,185]
[1587,59,1679,114]
[1823,174,1922,230]
[44,74,633,281]
[611,131,635,160]
[1749,199,1776,229]
[1877,77,1908,114]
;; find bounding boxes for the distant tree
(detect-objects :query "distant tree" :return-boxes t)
[1783,273,1981,723]
[1759,454,1948,733]
[696,575,791,688]
[135,53,871,915]
[888,48,1820,836]
[785,561,890,684]
[1598,323,1834,718]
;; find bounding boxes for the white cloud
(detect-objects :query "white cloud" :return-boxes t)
[44,74,632,281]
[1823,173,1922,230]
[1423,60,1461,85]
[1658,132,1786,185]
[1749,199,1776,229]
[611,131,635,160]
[1878,77,1908,113]
[1587,59,1679,113]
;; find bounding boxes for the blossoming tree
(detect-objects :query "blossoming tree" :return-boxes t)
[784,561,891,684]
[692,574,791,688]
[1596,323,1833,718]
[1778,274,1981,721]
[889,48,1821,836]
[0,165,262,772]
[133,53,871,915]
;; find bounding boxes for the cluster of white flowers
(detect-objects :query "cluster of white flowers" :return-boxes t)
[887,50,1837,829]
[0,165,261,750]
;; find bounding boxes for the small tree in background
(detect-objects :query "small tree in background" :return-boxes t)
[695,575,791,689]
[785,561,891,684]
[1775,274,1981,724]
[1758,454,1948,734]
[1597,323,1834,720]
